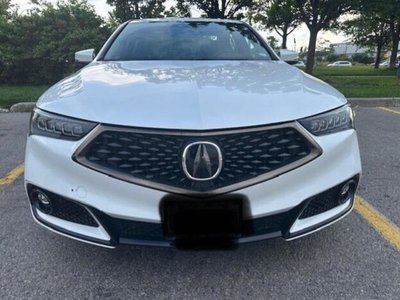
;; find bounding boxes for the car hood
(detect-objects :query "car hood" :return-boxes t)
[37,60,347,130]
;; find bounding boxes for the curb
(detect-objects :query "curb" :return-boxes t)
[10,102,36,112]
[348,98,400,107]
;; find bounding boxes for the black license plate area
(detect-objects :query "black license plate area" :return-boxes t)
[161,198,243,249]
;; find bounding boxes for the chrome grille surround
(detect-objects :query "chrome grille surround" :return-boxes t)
[73,122,322,196]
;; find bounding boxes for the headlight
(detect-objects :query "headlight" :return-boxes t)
[299,105,354,136]
[30,108,97,140]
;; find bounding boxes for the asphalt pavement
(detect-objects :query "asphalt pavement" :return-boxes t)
[0,108,399,299]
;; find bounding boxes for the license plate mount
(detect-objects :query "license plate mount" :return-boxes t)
[161,198,243,249]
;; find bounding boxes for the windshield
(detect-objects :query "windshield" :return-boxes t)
[103,21,273,61]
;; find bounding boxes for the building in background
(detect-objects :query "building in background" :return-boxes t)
[332,42,370,58]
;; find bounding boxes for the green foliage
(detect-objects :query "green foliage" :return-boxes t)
[314,65,400,97]
[254,0,300,49]
[0,0,11,19]
[313,65,395,77]
[322,76,400,98]
[342,16,390,49]
[164,0,191,17]
[341,7,391,68]
[362,0,400,68]
[0,0,112,85]
[325,54,343,62]
[0,85,49,108]
[296,0,359,31]
[266,35,279,50]
[106,0,166,22]
[351,53,374,64]
[1,0,399,86]
[176,0,254,19]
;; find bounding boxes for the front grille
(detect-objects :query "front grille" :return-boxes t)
[74,124,320,193]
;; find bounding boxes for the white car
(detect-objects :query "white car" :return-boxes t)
[25,18,361,249]
[293,60,305,67]
[327,61,353,67]
[379,60,399,68]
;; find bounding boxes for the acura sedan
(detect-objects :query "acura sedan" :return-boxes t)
[25,18,361,248]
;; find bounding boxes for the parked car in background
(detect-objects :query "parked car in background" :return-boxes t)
[293,60,305,67]
[328,61,352,67]
[379,60,399,68]
[25,18,361,249]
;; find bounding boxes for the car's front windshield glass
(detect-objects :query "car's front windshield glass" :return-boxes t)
[103,21,273,61]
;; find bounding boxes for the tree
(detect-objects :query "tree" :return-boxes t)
[255,0,300,49]
[164,1,191,17]
[295,0,358,74]
[266,35,279,50]
[0,0,11,73]
[358,0,400,68]
[351,53,374,64]
[176,0,254,19]
[0,0,112,84]
[107,0,166,22]
[388,18,400,68]
[379,1,400,68]
[342,15,390,68]
[0,0,10,19]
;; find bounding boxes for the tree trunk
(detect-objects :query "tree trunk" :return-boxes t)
[282,32,288,49]
[374,41,382,69]
[389,21,400,68]
[134,3,139,19]
[390,37,399,68]
[281,24,288,50]
[305,28,318,75]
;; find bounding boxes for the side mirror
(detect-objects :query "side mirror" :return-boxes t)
[278,49,299,65]
[75,49,95,67]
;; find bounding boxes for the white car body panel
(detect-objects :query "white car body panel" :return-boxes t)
[37,61,346,129]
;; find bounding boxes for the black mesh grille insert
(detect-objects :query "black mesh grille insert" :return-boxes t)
[33,190,98,227]
[77,125,317,193]
[299,185,343,219]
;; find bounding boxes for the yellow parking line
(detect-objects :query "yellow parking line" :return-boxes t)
[0,164,24,188]
[355,196,400,251]
[378,107,400,115]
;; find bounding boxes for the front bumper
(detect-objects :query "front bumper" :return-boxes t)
[24,128,361,248]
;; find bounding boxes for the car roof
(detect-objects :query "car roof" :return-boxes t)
[129,17,245,25]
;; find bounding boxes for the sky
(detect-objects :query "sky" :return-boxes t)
[11,0,348,51]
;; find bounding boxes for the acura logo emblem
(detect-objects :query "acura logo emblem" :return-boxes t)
[182,142,223,181]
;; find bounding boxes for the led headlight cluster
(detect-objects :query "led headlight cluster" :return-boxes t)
[30,108,97,140]
[299,105,354,136]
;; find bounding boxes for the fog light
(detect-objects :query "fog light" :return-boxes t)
[31,189,52,213]
[338,180,355,204]
[37,191,50,205]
